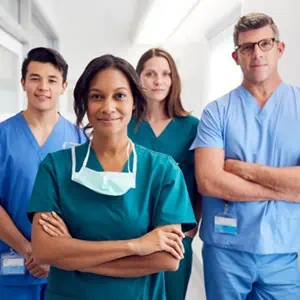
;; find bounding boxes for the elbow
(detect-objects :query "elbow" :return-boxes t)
[166,259,180,272]
[161,255,180,272]
[196,175,215,197]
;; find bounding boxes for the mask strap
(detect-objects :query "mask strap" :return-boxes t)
[71,146,76,174]
[80,140,92,171]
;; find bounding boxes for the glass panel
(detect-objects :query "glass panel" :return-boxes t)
[28,17,52,48]
[0,45,19,114]
[208,36,241,102]
[0,0,20,22]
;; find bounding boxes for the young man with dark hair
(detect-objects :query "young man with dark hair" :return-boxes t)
[0,47,86,299]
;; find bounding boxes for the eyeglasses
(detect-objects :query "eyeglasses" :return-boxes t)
[235,38,278,54]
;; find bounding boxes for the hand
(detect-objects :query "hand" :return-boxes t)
[25,254,50,279]
[132,225,185,259]
[39,212,72,238]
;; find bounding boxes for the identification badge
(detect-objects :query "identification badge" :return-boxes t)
[215,216,238,235]
[0,251,25,275]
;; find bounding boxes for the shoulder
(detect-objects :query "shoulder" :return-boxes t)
[60,116,88,143]
[0,113,22,130]
[0,113,22,143]
[135,144,180,172]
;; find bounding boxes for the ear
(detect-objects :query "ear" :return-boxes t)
[232,51,239,65]
[61,81,68,95]
[277,41,285,58]
[21,79,26,91]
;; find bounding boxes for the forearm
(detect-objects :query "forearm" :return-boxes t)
[32,214,136,270]
[80,252,179,278]
[237,164,300,195]
[0,205,30,255]
[199,171,281,202]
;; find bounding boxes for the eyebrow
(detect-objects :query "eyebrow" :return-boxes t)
[28,73,59,79]
[89,87,129,93]
[144,69,170,72]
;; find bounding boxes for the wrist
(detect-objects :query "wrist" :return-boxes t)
[127,239,141,256]
[19,240,31,258]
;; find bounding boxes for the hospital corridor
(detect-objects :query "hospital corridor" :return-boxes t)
[1,0,300,299]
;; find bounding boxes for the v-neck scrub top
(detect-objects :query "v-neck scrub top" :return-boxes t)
[191,83,300,254]
[0,112,86,285]
[128,116,199,208]
[27,143,196,300]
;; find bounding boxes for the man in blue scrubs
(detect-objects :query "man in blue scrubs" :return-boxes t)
[192,13,300,300]
[0,47,86,299]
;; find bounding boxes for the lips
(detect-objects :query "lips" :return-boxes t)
[97,117,120,122]
[35,94,50,100]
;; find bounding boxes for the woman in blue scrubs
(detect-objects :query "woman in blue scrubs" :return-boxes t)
[128,48,201,300]
[28,55,196,300]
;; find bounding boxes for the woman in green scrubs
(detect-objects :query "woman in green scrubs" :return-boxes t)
[128,48,201,300]
[28,55,196,300]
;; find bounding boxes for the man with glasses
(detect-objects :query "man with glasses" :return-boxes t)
[191,13,300,300]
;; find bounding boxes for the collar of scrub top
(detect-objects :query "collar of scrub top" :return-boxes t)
[72,138,137,176]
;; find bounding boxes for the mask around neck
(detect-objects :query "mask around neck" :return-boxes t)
[71,140,137,196]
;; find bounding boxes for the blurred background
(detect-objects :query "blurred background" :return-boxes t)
[1,0,299,298]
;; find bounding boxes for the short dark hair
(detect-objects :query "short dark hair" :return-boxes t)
[74,54,147,133]
[21,47,68,83]
[136,48,190,118]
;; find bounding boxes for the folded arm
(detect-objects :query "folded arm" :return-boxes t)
[225,160,300,199]
[195,148,283,202]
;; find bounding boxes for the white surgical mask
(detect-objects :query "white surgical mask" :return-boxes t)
[71,140,137,196]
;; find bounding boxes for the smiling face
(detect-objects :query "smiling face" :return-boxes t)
[139,56,172,104]
[87,67,134,138]
[232,25,285,85]
[21,61,67,112]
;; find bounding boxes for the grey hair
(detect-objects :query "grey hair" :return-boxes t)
[234,13,280,47]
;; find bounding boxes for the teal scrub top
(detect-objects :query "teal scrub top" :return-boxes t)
[28,142,196,300]
[128,116,199,210]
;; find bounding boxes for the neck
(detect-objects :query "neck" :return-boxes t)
[91,131,129,156]
[147,99,169,122]
[242,73,282,106]
[22,107,59,129]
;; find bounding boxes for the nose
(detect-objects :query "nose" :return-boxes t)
[101,98,116,114]
[252,43,263,58]
[154,74,162,86]
[37,79,49,91]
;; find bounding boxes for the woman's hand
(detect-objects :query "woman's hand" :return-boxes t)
[38,212,72,238]
[132,225,185,260]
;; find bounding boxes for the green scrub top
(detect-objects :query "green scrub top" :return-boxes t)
[28,142,196,300]
[128,115,199,210]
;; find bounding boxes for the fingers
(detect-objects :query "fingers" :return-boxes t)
[41,213,67,234]
[39,212,71,238]
[166,232,184,254]
[29,265,49,279]
[165,238,184,259]
[163,244,182,260]
[39,219,62,237]
[161,226,185,239]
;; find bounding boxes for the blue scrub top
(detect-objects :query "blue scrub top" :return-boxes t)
[0,112,87,285]
[191,83,300,254]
